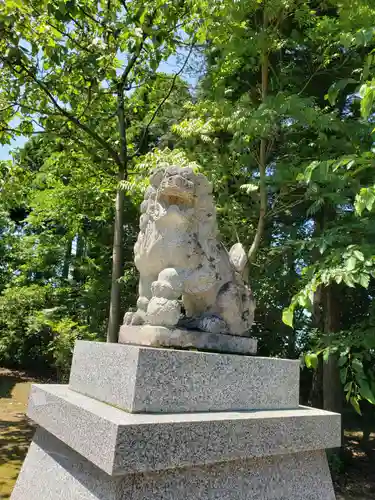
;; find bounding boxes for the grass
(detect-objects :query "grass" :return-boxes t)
[0,369,35,500]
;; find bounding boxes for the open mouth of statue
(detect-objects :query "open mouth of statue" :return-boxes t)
[158,175,194,207]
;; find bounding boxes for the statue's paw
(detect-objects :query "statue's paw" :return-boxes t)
[197,315,228,334]
[178,314,228,334]
[146,297,181,327]
[131,311,145,325]
[123,310,145,326]
[123,311,134,325]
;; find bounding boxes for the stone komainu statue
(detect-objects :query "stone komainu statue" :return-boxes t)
[123,166,256,336]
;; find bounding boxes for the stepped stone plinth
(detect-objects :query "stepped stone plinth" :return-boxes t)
[11,339,340,500]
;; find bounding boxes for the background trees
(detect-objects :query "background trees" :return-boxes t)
[0,0,203,341]
[0,0,375,429]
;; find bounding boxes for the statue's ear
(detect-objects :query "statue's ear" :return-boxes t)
[229,243,248,278]
[150,167,165,187]
[195,173,213,196]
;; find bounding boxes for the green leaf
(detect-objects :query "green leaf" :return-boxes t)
[305,353,318,369]
[350,396,362,415]
[344,381,353,393]
[359,273,370,288]
[240,183,258,194]
[326,78,358,105]
[358,379,375,405]
[6,0,24,7]
[360,84,375,118]
[338,355,347,367]
[319,240,327,254]
[323,348,330,362]
[340,366,348,384]
[346,257,356,271]
[305,353,312,368]
[354,250,364,261]
[355,187,375,215]
[282,308,294,328]
[343,274,355,287]
[352,358,364,374]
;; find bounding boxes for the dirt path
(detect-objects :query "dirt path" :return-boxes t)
[0,369,36,499]
[334,430,375,500]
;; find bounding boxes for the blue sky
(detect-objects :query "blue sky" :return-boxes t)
[0,139,27,160]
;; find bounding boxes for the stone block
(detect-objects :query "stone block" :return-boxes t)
[11,429,124,500]
[27,384,341,476]
[69,341,299,413]
[12,428,336,500]
[119,324,257,354]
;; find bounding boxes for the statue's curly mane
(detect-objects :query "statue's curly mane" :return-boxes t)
[135,166,219,267]
[126,165,255,337]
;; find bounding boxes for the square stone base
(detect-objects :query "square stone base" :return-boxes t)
[118,325,257,355]
[69,341,300,413]
[12,429,336,500]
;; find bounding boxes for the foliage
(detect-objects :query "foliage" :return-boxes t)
[0,0,203,341]
[1,0,375,422]
[0,72,190,372]
[29,311,98,381]
[0,284,54,370]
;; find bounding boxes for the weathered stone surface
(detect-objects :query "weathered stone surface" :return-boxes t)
[27,384,341,476]
[118,325,257,355]
[69,341,295,413]
[123,166,256,337]
[11,429,124,500]
[12,428,336,500]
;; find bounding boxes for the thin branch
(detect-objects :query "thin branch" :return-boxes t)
[76,81,94,120]
[8,60,122,167]
[0,104,16,113]
[65,12,85,31]
[120,0,129,13]
[0,125,49,135]
[131,41,195,158]
[30,117,45,129]
[266,136,275,156]
[10,102,58,116]
[32,5,93,53]
[76,5,106,28]
[61,134,110,168]
[248,11,269,265]
[267,198,305,218]
[119,36,148,90]
[44,20,95,54]
[118,10,157,90]
[298,67,322,96]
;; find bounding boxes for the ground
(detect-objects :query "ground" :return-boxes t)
[0,369,40,500]
[0,369,374,499]
[335,430,375,500]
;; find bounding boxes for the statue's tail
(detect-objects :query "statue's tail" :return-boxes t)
[229,243,248,280]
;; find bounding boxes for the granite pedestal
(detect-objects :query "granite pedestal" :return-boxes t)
[11,338,341,499]
[118,324,258,355]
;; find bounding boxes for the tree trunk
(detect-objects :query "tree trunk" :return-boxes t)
[248,11,268,264]
[310,285,323,408]
[72,235,85,283]
[322,285,342,415]
[322,284,344,458]
[107,87,127,343]
[62,237,72,279]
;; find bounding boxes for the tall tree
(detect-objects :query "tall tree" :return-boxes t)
[169,0,375,413]
[0,0,204,341]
